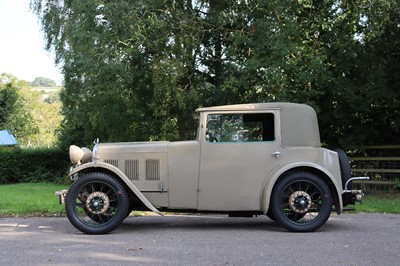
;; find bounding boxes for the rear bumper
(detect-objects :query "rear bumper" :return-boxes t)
[342,176,369,206]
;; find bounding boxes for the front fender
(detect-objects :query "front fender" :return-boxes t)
[261,162,343,215]
[70,162,163,216]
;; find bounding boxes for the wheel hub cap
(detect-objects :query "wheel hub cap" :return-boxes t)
[86,192,110,214]
[289,191,312,213]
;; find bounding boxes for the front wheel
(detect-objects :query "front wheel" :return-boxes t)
[270,172,332,232]
[65,172,129,234]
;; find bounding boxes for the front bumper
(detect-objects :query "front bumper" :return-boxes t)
[342,176,369,206]
[55,190,68,204]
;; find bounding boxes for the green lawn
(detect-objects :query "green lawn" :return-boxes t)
[0,183,67,216]
[0,183,399,216]
[355,193,400,214]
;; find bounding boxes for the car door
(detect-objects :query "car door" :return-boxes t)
[197,111,281,211]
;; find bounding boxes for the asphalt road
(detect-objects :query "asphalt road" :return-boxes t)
[0,213,399,265]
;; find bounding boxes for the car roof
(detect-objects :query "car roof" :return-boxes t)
[196,102,306,112]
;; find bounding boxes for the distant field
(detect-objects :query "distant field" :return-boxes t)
[30,86,62,92]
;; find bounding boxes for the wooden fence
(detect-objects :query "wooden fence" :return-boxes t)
[350,145,400,192]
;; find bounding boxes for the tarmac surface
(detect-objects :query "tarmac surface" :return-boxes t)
[0,212,399,265]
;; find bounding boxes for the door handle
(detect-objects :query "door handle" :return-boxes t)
[272,151,281,159]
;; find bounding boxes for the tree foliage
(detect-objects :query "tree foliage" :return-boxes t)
[31,76,57,87]
[31,0,400,150]
[0,73,61,147]
[0,73,38,145]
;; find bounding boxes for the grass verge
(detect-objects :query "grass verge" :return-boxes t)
[0,183,399,217]
[0,183,66,217]
[355,193,400,214]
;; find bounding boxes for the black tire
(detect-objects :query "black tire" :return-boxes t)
[335,149,352,190]
[65,172,129,234]
[266,209,276,221]
[270,171,332,232]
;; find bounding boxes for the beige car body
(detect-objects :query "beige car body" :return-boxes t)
[68,102,358,216]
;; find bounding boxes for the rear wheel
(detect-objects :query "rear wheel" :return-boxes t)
[270,171,332,232]
[266,209,275,221]
[65,172,129,234]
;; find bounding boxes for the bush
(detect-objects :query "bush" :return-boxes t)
[395,178,400,190]
[0,147,70,184]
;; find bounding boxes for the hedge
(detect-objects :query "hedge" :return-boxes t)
[0,147,70,184]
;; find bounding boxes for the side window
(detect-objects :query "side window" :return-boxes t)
[206,113,275,142]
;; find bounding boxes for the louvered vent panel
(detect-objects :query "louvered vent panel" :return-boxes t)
[104,159,118,168]
[125,159,139,180]
[146,159,160,180]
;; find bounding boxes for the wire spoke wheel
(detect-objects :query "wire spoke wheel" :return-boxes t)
[65,172,129,234]
[76,185,116,224]
[271,172,332,232]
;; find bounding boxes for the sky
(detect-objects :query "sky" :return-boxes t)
[0,0,63,85]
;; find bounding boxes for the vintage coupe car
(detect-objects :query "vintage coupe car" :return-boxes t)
[57,102,368,234]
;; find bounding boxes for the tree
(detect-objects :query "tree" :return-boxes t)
[31,0,204,148]
[1,73,61,147]
[0,73,38,145]
[31,0,400,150]
[31,77,57,87]
[315,0,400,148]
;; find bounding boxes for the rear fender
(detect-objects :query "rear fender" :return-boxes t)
[70,162,163,216]
[261,162,343,215]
